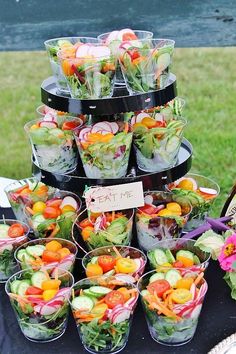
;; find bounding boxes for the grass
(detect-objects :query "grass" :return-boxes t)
[0,48,235,216]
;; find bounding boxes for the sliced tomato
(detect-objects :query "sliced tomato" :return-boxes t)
[42,250,61,263]
[104,290,125,309]
[26,286,43,296]
[43,206,61,219]
[98,255,116,273]
[79,218,94,228]
[8,223,25,238]
[147,279,171,298]
[46,198,62,208]
[122,33,138,41]
[172,260,185,268]
[138,204,159,215]
[62,121,80,131]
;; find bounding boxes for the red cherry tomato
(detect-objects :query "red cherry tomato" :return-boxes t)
[155,121,167,128]
[147,280,171,298]
[128,49,140,61]
[104,290,125,309]
[98,255,116,273]
[46,198,62,208]
[43,206,61,219]
[62,121,80,131]
[26,286,43,296]
[79,218,94,228]
[42,250,61,263]
[172,261,185,268]
[138,204,159,215]
[8,223,25,238]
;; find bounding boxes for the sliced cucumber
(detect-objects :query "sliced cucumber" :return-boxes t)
[176,250,194,261]
[149,272,165,283]
[90,256,99,264]
[18,251,34,263]
[103,270,115,277]
[88,286,112,298]
[10,280,21,294]
[71,296,94,312]
[193,255,201,265]
[0,224,10,238]
[17,280,31,296]
[153,249,168,265]
[26,245,45,257]
[165,269,182,287]
[141,289,150,297]
[165,136,180,153]
[31,271,48,289]
[165,249,175,264]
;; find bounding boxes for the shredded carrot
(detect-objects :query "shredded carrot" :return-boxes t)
[168,294,173,310]
[41,268,50,280]
[112,246,122,259]
[194,272,204,286]
[97,298,106,304]
[111,211,115,221]
[26,206,35,215]
[163,289,173,300]
[48,224,60,238]
[124,122,129,133]
[54,267,59,281]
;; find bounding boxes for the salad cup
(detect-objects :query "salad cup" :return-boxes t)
[58,43,117,99]
[24,116,83,174]
[132,117,187,172]
[24,190,81,240]
[44,36,99,94]
[98,29,153,85]
[5,268,74,342]
[73,208,134,251]
[138,269,208,346]
[15,238,78,272]
[82,245,147,282]
[70,276,139,353]
[119,38,175,94]
[147,238,211,274]
[74,121,133,178]
[167,173,220,232]
[0,219,29,282]
[136,191,192,251]
[4,178,55,222]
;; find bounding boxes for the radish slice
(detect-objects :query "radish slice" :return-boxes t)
[39,121,58,129]
[199,187,217,196]
[55,287,71,299]
[76,44,91,58]
[114,274,136,283]
[89,46,111,59]
[119,41,132,51]
[40,304,59,316]
[94,214,107,232]
[43,112,57,122]
[112,308,131,324]
[124,296,138,309]
[60,196,78,211]
[118,28,135,40]
[34,305,42,313]
[92,122,113,133]
[189,304,202,319]
[190,283,197,300]
[79,127,92,141]
[155,113,164,122]
[130,116,137,126]
[109,122,119,134]
[136,112,151,123]
[132,258,142,273]
[144,195,154,205]
[57,259,74,271]
[106,31,119,44]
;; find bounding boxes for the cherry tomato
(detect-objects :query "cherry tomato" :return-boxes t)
[98,255,116,273]
[138,204,159,215]
[42,250,61,263]
[127,49,140,61]
[8,223,25,238]
[122,32,138,41]
[172,260,185,268]
[79,218,94,228]
[62,121,80,131]
[26,286,43,296]
[104,290,125,309]
[43,206,61,219]
[46,198,62,208]
[172,289,192,304]
[115,258,137,274]
[147,279,171,298]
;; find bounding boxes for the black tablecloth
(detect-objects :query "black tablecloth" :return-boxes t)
[0,207,235,354]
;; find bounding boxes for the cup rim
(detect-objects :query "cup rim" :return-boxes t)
[24,116,84,133]
[44,36,99,47]
[81,244,147,270]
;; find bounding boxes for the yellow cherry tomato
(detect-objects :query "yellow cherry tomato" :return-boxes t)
[41,280,61,291]
[141,117,157,128]
[91,303,108,318]
[81,226,94,241]
[32,201,46,213]
[116,258,137,274]
[57,247,71,259]
[61,205,76,213]
[176,278,194,290]
[86,263,103,277]
[30,124,39,130]
[42,289,58,301]
[177,179,194,191]
[46,240,62,252]
[156,263,173,273]
[172,289,192,304]
[132,122,147,130]
[176,255,194,267]
[157,208,175,217]
[166,202,182,216]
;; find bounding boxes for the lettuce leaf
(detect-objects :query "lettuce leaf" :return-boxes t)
[194,230,224,260]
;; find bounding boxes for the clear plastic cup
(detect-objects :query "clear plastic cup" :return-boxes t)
[136,191,192,251]
[4,178,56,222]
[133,117,187,172]
[73,122,133,178]
[5,268,74,342]
[82,245,147,282]
[138,269,208,346]
[97,30,153,85]
[24,190,81,240]
[73,208,134,251]
[70,276,139,353]
[147,238,211,274]
[24,116,83,174]
[44,36,99,94]
[166,173,220,232]
[58,43,117,99]
[0,219,30,282]
[15,238,78,272]
[119,38,175,94]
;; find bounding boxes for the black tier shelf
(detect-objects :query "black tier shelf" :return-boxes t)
[32,138,192,196]
[41,74,177,116]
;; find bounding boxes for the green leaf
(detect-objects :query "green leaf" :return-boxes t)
[194,230,224,260]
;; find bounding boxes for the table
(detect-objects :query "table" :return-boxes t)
[0,206,235,354]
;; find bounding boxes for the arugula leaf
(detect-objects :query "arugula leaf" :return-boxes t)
[0,249,15,277]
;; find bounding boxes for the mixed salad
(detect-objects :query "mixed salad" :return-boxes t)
[136,192,191,251]
[25,191,81,239]
[119,39,175,93]
[147,238,210,273]
[74,121,133,178]
[15,239,77,273]
[138,270,207,345]
[70,277,138,353]
[0,220,29,281]
[59,43,116,99]
[82,246,146,282]
[131,114,186,172]
[25,115,83,173]
[4,178,55,222]
[77,209,134,250]
[6,268,73,342]
[167,174,219,231]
